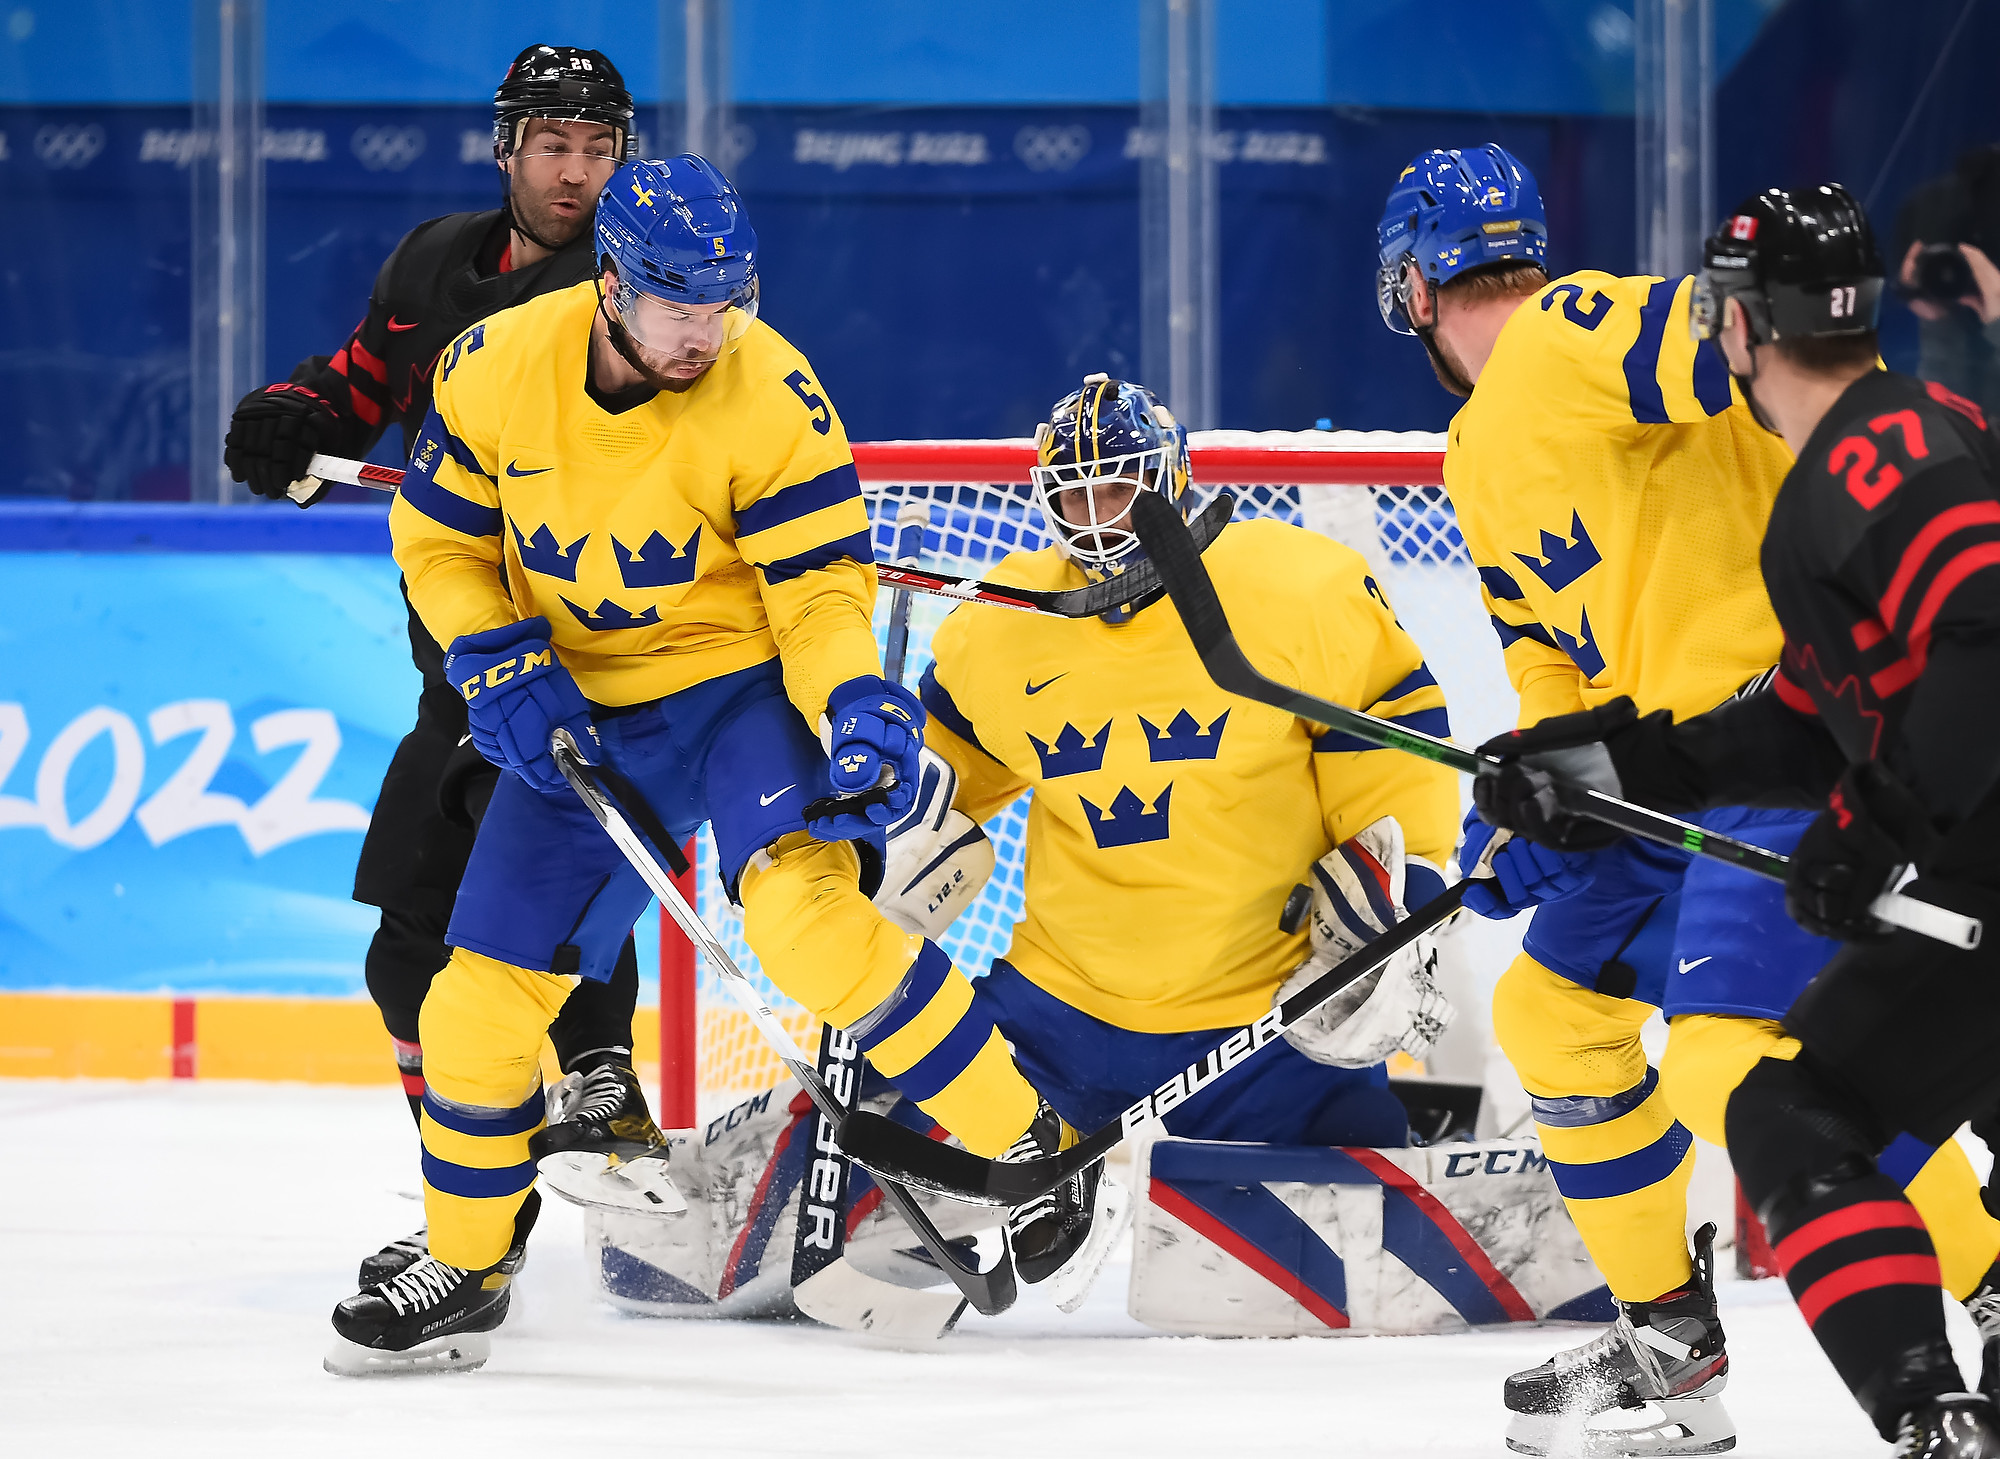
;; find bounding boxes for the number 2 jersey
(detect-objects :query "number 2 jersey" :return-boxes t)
[919,518,1460,1035]
[1447,271,1796,727]
[388,280,881,725]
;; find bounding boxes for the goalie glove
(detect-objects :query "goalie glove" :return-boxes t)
[873,747,995,941]
[1278,816,1455,1069]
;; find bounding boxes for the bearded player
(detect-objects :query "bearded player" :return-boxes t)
[917,375,1462,1292]
[223,45,646,1289]
[324,155,1079,1373]
[1377,146,2000,1454]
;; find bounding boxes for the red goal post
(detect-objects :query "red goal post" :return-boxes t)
[658,429,1462,1127]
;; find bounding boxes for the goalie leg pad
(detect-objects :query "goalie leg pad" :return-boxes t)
[1130,1137,1612,1337]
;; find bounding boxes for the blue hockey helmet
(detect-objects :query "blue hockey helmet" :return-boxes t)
[1376,145,1549,335]
[1030,374,1191,573]
[595,155,760,363]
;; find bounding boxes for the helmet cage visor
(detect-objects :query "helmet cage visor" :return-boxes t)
[1377,254,1420,336]
[610,274,759,363]
[1030,446,1176,568]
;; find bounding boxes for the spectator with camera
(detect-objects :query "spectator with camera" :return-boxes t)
[1896,143,2000,420]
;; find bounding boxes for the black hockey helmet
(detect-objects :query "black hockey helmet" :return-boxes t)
[1693,184,1884,345]
[493,45,635,162]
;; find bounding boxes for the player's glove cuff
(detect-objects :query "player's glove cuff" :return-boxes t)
[1453,804,1595,918]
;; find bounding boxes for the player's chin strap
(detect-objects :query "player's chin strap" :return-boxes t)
[1727,341,1784,436]
[592,273,655,378]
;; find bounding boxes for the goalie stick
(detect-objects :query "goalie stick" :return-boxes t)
[1125,489,1981,952]
[836,877,1472,1206]
[549,729,1016,1321]
[292,452,1232,620]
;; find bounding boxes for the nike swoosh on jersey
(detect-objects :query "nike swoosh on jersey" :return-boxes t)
[759,784,797,807]
[505,461,552,477]
[1025,675,1066,696]
[1677,956,1713,974]
[386,316,420,332]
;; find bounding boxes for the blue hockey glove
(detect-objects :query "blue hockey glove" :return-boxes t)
[1456,803,1594,918]
[809,675,926,839]
[445,617,599,796]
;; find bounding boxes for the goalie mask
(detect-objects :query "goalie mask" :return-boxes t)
[1030,375,1192,579]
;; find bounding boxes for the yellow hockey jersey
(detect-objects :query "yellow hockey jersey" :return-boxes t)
[389,280,880,724]
[922,517,1459,1034]
[1446,271,1795,727]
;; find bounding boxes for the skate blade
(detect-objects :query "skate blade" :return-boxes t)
[537,1151,688,1218]
[1505,1395,1736,1458]
[1050,1172,1134,1314]
[322,1330,491,1378]
[793,1258,967,1346]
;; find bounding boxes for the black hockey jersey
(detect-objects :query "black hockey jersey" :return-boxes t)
[288,209,597,688]
[1760,370,2000,828]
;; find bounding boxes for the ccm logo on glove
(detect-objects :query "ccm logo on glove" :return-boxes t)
[457,649,554,701]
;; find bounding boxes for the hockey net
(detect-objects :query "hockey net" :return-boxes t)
[675,430,1518,1118]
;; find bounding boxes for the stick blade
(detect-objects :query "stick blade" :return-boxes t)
[793,1258,967,1346]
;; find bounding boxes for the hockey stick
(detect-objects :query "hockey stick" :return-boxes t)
[1126,490,1981,951]
[549,728,1015,1319]
[294,452,1234,621]
[837,878,1473,1206]
[788,502,1002,1328]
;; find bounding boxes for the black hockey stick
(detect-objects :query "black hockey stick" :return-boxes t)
[836,878,1471,1206]
[867,491,1234,618]
[550,730,1016,1316]
[1125,490,1980,950]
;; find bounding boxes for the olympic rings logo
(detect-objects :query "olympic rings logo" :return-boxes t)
[350,125,426,173]
[1014,125,1090,174]
[35,124,104,170]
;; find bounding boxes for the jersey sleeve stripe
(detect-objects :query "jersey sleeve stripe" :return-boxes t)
[1877,500,2000,627]
[401,471,503,537]
[1490,615,1558,651]
[1620,278,1676,424]
[1905,540,2000,670]
[1312,704,1449,753]
[733,461,863,537]
[1379,664,1439,702]
[758,528,873,584]
[917,662,1004,765]
[1692,337,1734,416]
[348,336,390,384]
[1477,564,1525,601]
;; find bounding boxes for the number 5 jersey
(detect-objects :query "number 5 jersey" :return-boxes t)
[389,279,881,727]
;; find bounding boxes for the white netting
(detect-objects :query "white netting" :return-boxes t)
[688,430,1517,1104]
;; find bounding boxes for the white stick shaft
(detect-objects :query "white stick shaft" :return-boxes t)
[287,453,404,503]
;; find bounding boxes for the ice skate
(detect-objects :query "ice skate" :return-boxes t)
[1965,1272,2000,1406]
[1893,1394,2000,1458]
[531,1058,686,1218]
[1002,1102,1119,1293]
[356,1189,540,1287]
[323,1254,512,1376]
[357,1225,428,1288]
[1504,1224,1733,1457]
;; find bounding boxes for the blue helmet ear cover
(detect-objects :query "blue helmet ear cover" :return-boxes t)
[1376,143,1549,332]
[595,155,759,307]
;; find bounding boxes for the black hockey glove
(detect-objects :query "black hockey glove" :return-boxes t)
[1785,760,1937,942]
[1472,698,1650,853]
[224,383,339,505]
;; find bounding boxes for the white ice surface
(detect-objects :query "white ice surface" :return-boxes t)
[1,1079,1984,1457]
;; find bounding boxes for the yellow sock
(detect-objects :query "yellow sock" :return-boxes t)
[418,947,575,1270]
[1494,953,1693,1301]
[741,832,1037,1157]
[1664,1013,2000,1300]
